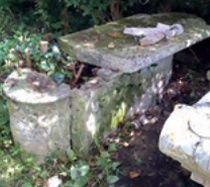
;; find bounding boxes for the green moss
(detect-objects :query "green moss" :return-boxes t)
[59,12,199,58]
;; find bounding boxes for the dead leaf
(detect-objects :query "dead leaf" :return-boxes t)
[88,159,96,167]
[108,32,120,38]
[42,33,53,41]
[110,152,117,158]
[123,129,130,135]
[108,42,115,49]
[99,146,105,152]
[129,171,140,179]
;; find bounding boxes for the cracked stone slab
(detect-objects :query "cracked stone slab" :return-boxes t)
[59,13,210,73]
[159,92,210,187]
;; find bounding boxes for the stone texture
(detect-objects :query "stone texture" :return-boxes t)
[71,56,172,157]
[3,69,71,163]
[159,92,210,187]
[59,13,210,73]
[59,13,210,157]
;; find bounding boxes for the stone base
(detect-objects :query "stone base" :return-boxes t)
[191,172,210,187]
[4,69,71,163]
[72,56,172,157]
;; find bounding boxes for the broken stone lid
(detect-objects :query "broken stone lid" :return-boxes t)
[59,13,210,73]
[3,69,71,104]
[158,91,210,186]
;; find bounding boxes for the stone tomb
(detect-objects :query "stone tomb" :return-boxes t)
[59,13,210,157]
[4,13,210,161]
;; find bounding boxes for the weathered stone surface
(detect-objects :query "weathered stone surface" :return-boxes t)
[3,69,70,104]
[3,69,71,163]
[59,13,210,73]
[159,92,210,187]
[71,56,172,157]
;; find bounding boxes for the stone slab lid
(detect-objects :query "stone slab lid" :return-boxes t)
[3,69,71,104]
[59,13,210,73]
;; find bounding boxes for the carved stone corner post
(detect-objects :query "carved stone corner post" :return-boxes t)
[159,92,210,187]
[3,68,71,163]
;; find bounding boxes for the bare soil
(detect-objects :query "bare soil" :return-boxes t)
[114,39,210,187]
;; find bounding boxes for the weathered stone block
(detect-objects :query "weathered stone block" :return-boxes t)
[159,92,210,187]
[71,56,172,157]
[59,13,210,73]
[3,69,71,163]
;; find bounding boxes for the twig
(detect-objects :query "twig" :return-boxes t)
[24,48,32,68]
[189,47,201,63]
[72,64,85,85]
[6,7,16,21]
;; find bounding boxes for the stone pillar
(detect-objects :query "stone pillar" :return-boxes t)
[3,69,71,163]
[159,92,210,187]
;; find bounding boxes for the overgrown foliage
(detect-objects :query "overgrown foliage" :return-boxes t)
[1,0,210,33]
[0,103,121,186]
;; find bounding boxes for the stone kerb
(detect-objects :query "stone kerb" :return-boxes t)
[3,69,71,163]
[159,92,210,187]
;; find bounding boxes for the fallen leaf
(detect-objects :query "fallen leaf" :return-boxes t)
[108,32,120,38]
[129,171,140,179]
[108,42,115,49]
[123,129,130,135]
[88,158,96,167]
[42,33,53,41]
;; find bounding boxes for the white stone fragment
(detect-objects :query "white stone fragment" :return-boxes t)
[123,22,184,45]
[48,176,62,187]
[159,91,210,187]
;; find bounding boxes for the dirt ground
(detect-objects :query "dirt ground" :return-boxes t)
[114,39,210,187]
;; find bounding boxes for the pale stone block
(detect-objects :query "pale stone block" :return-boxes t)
[3,69,71,163]
[71,56,172,157]
[59,13,210,73]
[159,92,210,187]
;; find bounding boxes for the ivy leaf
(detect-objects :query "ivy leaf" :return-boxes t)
[112,161,120,170]
[40,60,50,71]
[80,165,90,176]
[108,143,117,152]
[107,175,119,184]
[66,148,77,161]
[101,151,110,158]
[70,166,78,180]
[22,182,33,187]
[0,100,9,125]
[52,72,65,84]
[74,176,88,187]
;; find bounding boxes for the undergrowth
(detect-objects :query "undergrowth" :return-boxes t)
[0,100,121,187]
[0,7,121,187]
